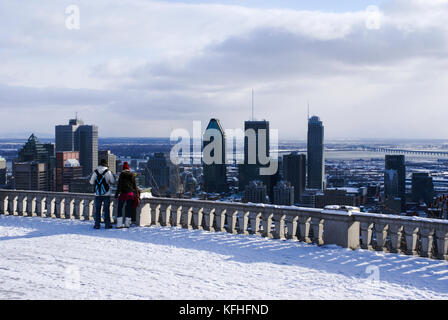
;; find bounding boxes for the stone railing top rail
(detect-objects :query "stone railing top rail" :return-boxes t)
[1,189,447,229]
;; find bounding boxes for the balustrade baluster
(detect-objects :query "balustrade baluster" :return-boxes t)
[262,212,273,239]
[420,227,435,258]
[214,209,226,232]
[192,207,204,230]
[389,224,404,254]
[248,211,261,236]
[273,213,286,240]
[161,205,171,227]
[403,226,419,256]
[237,210,249,235]
[180,206,193,230]
[286,215,299,241]
[375,222,389,252]
[226,210,238,234]
[311,217,324,245]
[298,215,311,243]
[202,207,215,232]
[435,229,448,260]
[360,222,373,250]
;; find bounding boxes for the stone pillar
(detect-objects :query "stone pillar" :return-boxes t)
[192,207,204,230]
[286,215,299,241]
[262,212,273,239]
[48,197,56,218]
[214,209,226,232]
[273,213,286,240]
[226,210,238,235]
[181,206,193,230]
[435,229,448,260]
[173,206,183,228]
[17,194,27,216]
[64,198,75,219]
[0,194,9,215]
[237,210,249,235]
[420,227,435,258]
[298,215,311,243]
[389,224,404,254]
[55,197,64,219]
[360,222,373,250]
[403,225,419,256]
[202,207,215,232]
[311,217,324,246]
[137,201,151,227]
[248,211,262,236]
[83,199,94,220]
[151,204,162,226]
[73,199,83,220]
[375,222,389,252]
[10,195,18,216]
[111,199,118,223]
[26,196,37,216]
[161,205,171,227]
[35,196,46,218]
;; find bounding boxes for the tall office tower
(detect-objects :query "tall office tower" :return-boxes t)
[55,119,98,177]
[203,118,227,193]
[75,125,98,176]
[13,162,47,191]
[55,151,83,192]
[283,152,306,203]
[273,180,294,206]
[55,118,84,152]
[411,172,434,205]
[146,152,181,197]
[239,120,275,197]
[98,150,117,174]
[17,134,55,191]
[384,155,406,212]
[242,180,267,204]
[0,156,6,186]
[307,116,325,190]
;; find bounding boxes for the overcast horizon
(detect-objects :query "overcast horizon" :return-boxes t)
[1,0,448,140]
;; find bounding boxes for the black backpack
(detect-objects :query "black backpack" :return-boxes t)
[94,169,110,196]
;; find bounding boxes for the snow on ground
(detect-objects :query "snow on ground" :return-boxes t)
[0,215,447,300]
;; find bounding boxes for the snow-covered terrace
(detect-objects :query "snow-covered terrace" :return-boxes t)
[0,189,447,299]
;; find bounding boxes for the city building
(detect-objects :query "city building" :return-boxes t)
[98,150,117,174]
[69,177,94,194]
[239,120,277,199]
[202,118,227,193]
[17,134,55,191]
[0,156,6,186]
[13,162,47,191]
[273,180,294,206]
[283,152,306,203]
[384,155,406,212]
[55,118,98,177]
[315,188,366,209]
[242,180,267,204]
[146,152,181,197]
[411,172,434,205]
[307,116,325,190]
[55,151,83,192]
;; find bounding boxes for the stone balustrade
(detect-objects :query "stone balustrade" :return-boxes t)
[1,189,447,261]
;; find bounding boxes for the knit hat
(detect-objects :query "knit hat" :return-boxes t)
[100,159,108,167]
[122,161,130,171]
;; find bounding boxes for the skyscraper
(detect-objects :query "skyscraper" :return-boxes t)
[283,152,306,203]
[411,172,434,205]
[55,119,98,177]
[17,134,55,191]
[146,152,181,197]
[384,155,406,212]
[202,118,227,193]
[239,120,274,195]
[273,180,294,206]
[0,156,7,186]
[307,116,325,190]
[55,151,83,192]
[13,162,47,191]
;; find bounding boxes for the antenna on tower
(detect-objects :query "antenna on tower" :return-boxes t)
[307,101,310,120]
[251,89,254,121]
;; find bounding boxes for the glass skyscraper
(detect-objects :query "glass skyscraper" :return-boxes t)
[307,116,325,190]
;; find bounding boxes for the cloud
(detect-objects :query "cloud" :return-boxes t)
[0,0,448,139]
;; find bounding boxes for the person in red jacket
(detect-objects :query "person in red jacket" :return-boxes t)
[114,162,138,228]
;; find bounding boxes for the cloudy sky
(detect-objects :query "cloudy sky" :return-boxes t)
[0,0,447,139]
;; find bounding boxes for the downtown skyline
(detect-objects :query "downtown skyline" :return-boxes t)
[1,0,448,140]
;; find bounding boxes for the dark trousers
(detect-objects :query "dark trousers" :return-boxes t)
[94,196,111,227]
[118,199,133,220]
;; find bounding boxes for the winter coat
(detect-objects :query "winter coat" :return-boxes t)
[115,170,138,198]
[89,165,116,196]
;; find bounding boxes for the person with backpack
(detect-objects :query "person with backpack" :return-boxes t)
[89,159,116,229]
[114,161,139,228]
